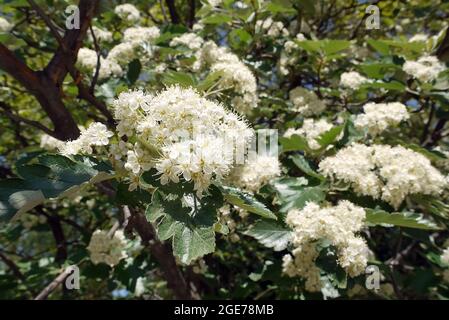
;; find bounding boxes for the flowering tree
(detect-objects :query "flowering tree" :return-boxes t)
[0,0,449,300]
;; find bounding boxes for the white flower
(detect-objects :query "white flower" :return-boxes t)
[77,48,123,80]
[89,26,113,42]
[319,143,447,208]
[170,33,204,50]
[114,4,140,22]
[289,87,326,116]
[108,42,138,65]
[227,154,281,192]
[409,34,428,42]
[40,134,64,151]
[123,26,160,44]
[284,119,335,150]
[285,201,368,283]
[195,41,258,114]
[441,246,449,265]
[77,48,99,70]
[340,71,370,90]
[87,230,127,267]
[354,102,409,136]
[256,18,289,37]
[403,55,445,82]
[296,33,306,41]
[110,86,254,197]
[282,244,322,292]
[0,17,12,33]
[59,122,113,156]
[207,0,222,6]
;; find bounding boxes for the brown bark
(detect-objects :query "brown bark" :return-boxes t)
[129,209,196,300]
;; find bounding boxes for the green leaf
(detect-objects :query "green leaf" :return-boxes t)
[0,154,113,224]
[297,40,350,56]
[272,178,326,213]
[228,29,253,50]
[245,220,292,251]
[150,188,223,264]
[265,2,296,14]
[365,209,441,230]
[361,81,406,91]
[202,14,233,25]
[316,124,344,148]
[289,155,325,181]
[162,71,197,88]
[280,134,311,153]
[196,70,224,92]
[127,59,141,85]
[173,226,216,264]
[219,185,277,220]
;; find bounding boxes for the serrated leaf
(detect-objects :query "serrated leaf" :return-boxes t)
[245,221,292,251]
[162,71,197,88]
[272,178,326,213]
[219,185,277,220]
[173,226,215,264]
[150,189,222,264]
[365,209,441,230]
[0,154,113,224]
[316,124,344,148]
[280,134,311,153]
[289,155,325,181]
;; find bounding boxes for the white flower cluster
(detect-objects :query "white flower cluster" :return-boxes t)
[288,87,326,116]
[76,47,123,80]
[110,87,254,196]
[442,247,449,265]
[89,26,113,43]
[59,122,113,156]
[403,55,445,82]
[278,33,305,75]
[76,48,99,70]
[256,18,289,37]
[340,71,370,90]
[409,34,428,42]
[87,230,128,267]
[170,33,204,50]
[194,41,258,114]
[0,17,12,33]
[218,205,240,243]
[108,26,160,66]
[227,154,281,192]
[40,134,64,151]
[354,102,410,136]
[114,3,140,22]
[283,201,368,291]
[284,119,333,150]
[123,26,160,44]
[319,143,447,208]
[207,0,222,6]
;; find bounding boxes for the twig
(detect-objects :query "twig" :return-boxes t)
[34,266,76,300]
[27,0,66,50]
[89,25,101,94]
[0,101,56,137]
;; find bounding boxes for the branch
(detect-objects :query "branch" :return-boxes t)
[27,0,66,49]
[0,251,25,281]
[89,25,101,93]
[128,208,197,299]
[34,266,76,300]
[0,101,56,137]
[0,44,80,140]
[44,0,100,87]
[165,0,181,24]
[188,0,196,28]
